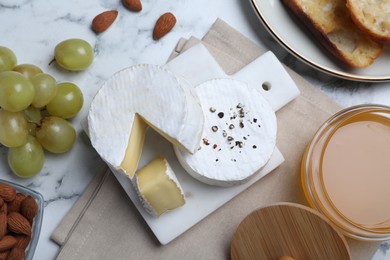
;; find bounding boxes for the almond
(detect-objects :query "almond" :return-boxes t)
[0,204,5,215]
[0,198,3,208]
[123,0,142,12]
[13,235,31,250]
[6,247,24,260]
[20,195,38,224]
[7,193,25,213]
[0,184,16,202]
[7,212,31,236]
[0,250,9,260]
[0,212,6,240]
[153,12,176,40]
[92,10,118,33]
[0,236,16,252]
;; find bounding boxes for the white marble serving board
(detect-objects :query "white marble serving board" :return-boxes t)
[96,43,300,245]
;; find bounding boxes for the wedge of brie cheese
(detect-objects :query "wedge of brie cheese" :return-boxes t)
[174,79,277,186]
[133,156,185,217]
[88,65,204,179]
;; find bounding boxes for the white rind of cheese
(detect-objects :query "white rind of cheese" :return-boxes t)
[132,156,186,217]
[174,78,277,187]
[88,64,204,178]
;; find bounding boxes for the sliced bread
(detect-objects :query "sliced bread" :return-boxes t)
[282,0,383,68]
[347,0,390,44]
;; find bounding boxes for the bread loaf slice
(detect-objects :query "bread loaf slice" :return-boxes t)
[282,0,383,68]
[347,0,390,44]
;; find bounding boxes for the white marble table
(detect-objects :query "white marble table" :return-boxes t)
[0,0,389,259]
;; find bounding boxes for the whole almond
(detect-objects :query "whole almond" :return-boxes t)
[0,184,16,202]
[0,250,9,260]
[0,236,16,252]
[13,235,31,250]
[7,212,31,236]
[0,198,3,208]
[92,10,118,33]
[6,247,24,260]
[20,195,38,224]
[7,193,25,213]
[0,204,5,215]
[0,212,6,240]
[123,0,142,12]
[153,12,176,40]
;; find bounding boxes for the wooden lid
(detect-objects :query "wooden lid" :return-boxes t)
[231,203,351,260]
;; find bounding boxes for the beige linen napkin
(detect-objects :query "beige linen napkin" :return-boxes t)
[52,19,380,259]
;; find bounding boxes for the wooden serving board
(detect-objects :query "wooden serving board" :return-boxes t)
[231,203,351,260]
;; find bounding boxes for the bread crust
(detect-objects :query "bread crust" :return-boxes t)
[347,0,390,44]
[282,0,383,68]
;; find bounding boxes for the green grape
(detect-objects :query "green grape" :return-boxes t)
[0,46,17,72]
[24,106,42,123]
[8,135,44,178]
[0,109,28,147]
[27,122,37,136]
[30,73,57,108]
[0,71,35,112]
[54,39,94,71]
[24,106,41,136]
[13,64,43,79]
[46,82,83,119]
[36,116,76,153]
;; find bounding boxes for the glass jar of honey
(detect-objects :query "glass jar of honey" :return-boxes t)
[302,104,390,241]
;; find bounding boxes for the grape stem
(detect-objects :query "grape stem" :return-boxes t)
[49,57,56,66]
[26,119,40,125]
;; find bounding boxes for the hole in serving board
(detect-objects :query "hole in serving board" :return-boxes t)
[262,82,271,91]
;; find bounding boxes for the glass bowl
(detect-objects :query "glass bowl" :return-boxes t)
[0,179,44,259]
[301,104,390,241]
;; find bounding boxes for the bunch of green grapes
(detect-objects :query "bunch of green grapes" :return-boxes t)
[0,42,90,178]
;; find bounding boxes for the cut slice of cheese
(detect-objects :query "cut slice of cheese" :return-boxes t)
[174,78,277,186]
[133,156,185,217]
[88,65,204,179]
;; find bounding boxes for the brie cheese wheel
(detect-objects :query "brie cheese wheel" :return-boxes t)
[174,79,277,186]
[88,65,204,179]
[132,156,185,217]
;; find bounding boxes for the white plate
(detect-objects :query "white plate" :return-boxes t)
[250,0,390,82]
